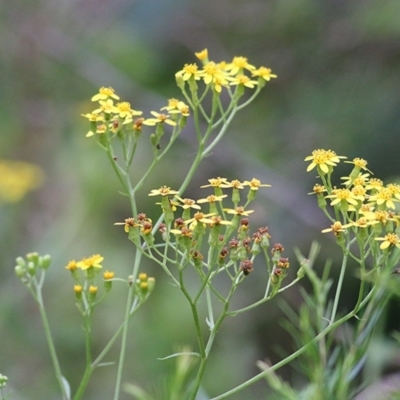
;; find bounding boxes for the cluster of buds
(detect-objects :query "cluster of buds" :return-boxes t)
[270,243,290,288]
[132,273,155,302]
[15,252,51,283]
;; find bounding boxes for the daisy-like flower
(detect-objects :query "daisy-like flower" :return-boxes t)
[366,178,384,192]
[229,74,258,89]
[305,149,346,174]
[175,63,203,81]
[114,217,138,233]
[197,194,227,204]
[341,173,370,187]
[348,217,379,229]
[201,177,231,188]
[184,211,216,228]
[143,111,176,126]
[369,187,398,210]
[375,232,400,250]
[81,112,105,122]
[387,183,400,200]
[174,196,201,210]
[226,56,256,75]
[93,99,119,115]
[91,87,120,102]
[209,215,232,227]
[325,188,361,208]
[243,178,271,190]
[224,206,254,217]
[252,67,277,81]
[115,102,143,120]
[344,157,372,173]
[149,186,179,197]
[212,76,231,93]
[77,254,104,270]
[321,221,349,236]
[308,184,327,195]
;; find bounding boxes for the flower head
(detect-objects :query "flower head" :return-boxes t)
[305,149,346,174]
[91,87,120,102]
[252,67,277,81]
[77,254,104,270]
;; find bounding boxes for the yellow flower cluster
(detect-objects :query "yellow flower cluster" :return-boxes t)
[175,48,277,93]
[0,160,44,203]
[306,149,400,251]
[82,87,189,138]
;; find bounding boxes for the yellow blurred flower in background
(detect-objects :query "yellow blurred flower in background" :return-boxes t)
[0,160,44,203]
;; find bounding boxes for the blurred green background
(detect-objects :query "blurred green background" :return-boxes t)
[1,0,400,398]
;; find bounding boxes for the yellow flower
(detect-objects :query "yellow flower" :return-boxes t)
[89,285,98,294]
[226,56,255,75]
[0,160,44,203]
[65,260,78,271]
[243,178,271,190]
[74,285,83,294]
[201,177,230,188]
[224,206,254,217]
[369,187,398,210]
[77,254,104,270]
[115,102,142,120]
[308,184,327,195]
[114,217,138,233]
[325,188,360,207]
[174,196,201,210]
[252,67,277,81]
[305,149,346,174]
[91,87,120,102]
[195,49,209,61]
[344,157,372,173]
[375,233,400,250]
[197,194,227,204]
[229,74,258,89]
[143,111,176,126]
[103,270,115,280]
[93,99,118,115]
[149,186,179,197]
[175,63,203,81]
[81,112,105,122]
[321,221,349,236]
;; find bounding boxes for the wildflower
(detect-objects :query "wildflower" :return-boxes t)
[114,217,138,233]
[149,186,179,197]
[195,48,209,62]
[81,112,105,122]
[201,177,230,188]
[226,56,256,75]
[224,206,254,217]
[174,196,201,210]
[243,178,271,190]
[252,67,277,81]
[321,221,348,236]
[143,111,176,126]
[91,87,120,102]
[197,194,227,204]
[65,260,78,271]
[74,285,83,294]
[375,233,400,250]
[344,157,372,173]
[77,254,104,270]
[309,184,327,195]
[93,99,119,115]
[305,149,346,174]
[325,188,361,209]
[0,160,44,203]
[175,63,203,81]
[366,178,384,192]
[369,187,398,210]
[230,74,258,89]
[185,211,216,227]
[103,270,114,280]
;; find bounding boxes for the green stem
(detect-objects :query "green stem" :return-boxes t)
[330,242,350,322]
[113,249,142,400]
[35,280,68,400]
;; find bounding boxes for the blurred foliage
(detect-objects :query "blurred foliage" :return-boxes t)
[1,0,400,399]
